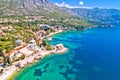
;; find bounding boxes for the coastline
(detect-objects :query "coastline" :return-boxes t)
[7,48,68,80]
[41,30,63,39]
[0,30,67,80]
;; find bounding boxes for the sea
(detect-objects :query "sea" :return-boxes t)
[14,22,120,80]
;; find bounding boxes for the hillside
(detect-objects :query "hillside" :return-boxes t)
[0,0,93,28]
[71,8,120,23]
[0,0,94,55]
[0,0,73,17]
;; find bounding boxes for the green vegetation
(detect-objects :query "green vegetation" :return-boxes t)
[0,48,3,56]
[46,44,53,50]
[11,55,25,63]
[0,14,94,59]
[46,30,51,35]
[0,0,96,66]
[0,40,15,53]
[42,40,53,50]
[0,15,93,53]
[42,40,48,47]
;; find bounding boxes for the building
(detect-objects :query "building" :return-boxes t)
[56,44,64,50]
[37,24,51,30]
[8,45,26,62]
[9,50,23,62]
[36,30,46,39]
[0,30,3,36]
[43,25,51,30]
[37,39,43,45]
[15,39,23,45]
[27,39,39,51]
[19,47,34,57]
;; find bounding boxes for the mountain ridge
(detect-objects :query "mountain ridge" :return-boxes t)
[0,0,74,16]
[71,8,120,22]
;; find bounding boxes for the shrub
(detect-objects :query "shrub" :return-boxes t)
[46,44,53,50]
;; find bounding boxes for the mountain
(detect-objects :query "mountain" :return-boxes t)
[0,0,74,17]
[0,0,94,54]
[71,8,120,23]
[0,0,94,28]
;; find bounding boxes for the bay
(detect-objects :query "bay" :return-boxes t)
[14,23,120,80]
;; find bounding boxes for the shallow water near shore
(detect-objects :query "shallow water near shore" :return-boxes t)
[14,23,120,80]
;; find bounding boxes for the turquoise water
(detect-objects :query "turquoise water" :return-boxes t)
[14,23,120,80]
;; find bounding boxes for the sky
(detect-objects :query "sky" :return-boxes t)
[50,0,120,9]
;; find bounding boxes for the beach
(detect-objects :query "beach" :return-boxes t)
[41,30,63,39]
[0,46,68,80]
[13,26,120,80]
[0,30,67,80]
[0,66,16,80]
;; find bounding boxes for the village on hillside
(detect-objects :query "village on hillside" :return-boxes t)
[0,14,92,80]
[0,22,68,79]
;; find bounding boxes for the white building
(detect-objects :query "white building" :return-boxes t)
[27,39,39,51]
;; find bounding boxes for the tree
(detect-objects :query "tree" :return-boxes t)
[46,30,51,35]
[46,44,53,50]
[42,40,48,47]
[0,48,4,56]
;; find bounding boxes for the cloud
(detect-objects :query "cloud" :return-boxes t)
[79,1,84,5]
[55,2,92,9]
[55,2,72,8]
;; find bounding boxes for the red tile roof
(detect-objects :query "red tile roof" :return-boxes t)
[4,45,26,56]
[8,50,16,55]
[14,45,26,50]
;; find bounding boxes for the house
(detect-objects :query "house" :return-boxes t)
[7,40,39,61]
[56,44,64,50]
[37,39,43,48]
[37,39,42,44]
[8,45,26,62]
[43,25,51,30]
[9,40,36,58]
[27,39,39,51]
[15,39,23,45]
[36,30,46,39]
[9,50,23,62]
[0,30,3,36]
[37,24,51,30]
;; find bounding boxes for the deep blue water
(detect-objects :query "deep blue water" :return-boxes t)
[15,23,120,80]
